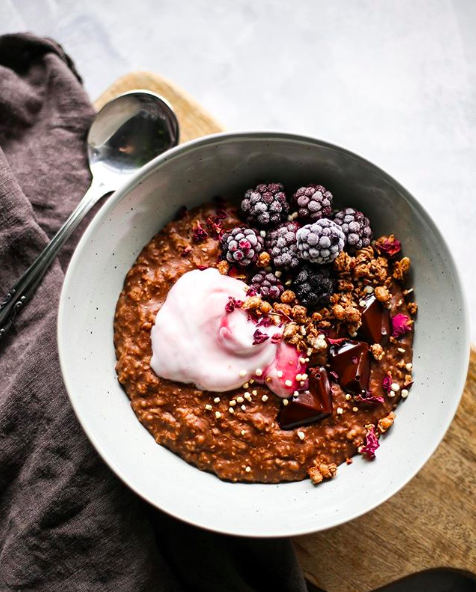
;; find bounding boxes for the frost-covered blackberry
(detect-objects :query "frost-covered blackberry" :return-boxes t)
[293,264,336,310]
[296,219,345,264]
[220,227,264,267]
[334,208,372,251]
[292,184,333,222]
[265,221,300,270]
[250,270,284,301]
[241,183,289,227]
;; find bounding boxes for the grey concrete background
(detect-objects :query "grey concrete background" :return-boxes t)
[2,0,476,339]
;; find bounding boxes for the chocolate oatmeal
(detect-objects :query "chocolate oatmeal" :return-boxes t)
[114,184,416,484]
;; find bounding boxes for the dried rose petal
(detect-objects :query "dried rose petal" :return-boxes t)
[246,287,257,297]
[253,329,270,345]
[329,370,339,382]
[192,221,208,242]
[360,425,380,459]
[382,373,392,392]
[327,337,348,346]
[225,297,243,313]
[391,313,412,338]
[257,316,273,328]
[271,333,282,343]
[354,393,384,404]
[277,310,293,323]
[197,265,208,271]
[375,235,402,257]
[180,246,192,257]
[206,216,222,237]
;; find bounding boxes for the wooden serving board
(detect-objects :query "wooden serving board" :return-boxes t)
[95,72,476,592]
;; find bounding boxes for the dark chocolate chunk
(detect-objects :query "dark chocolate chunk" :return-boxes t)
[359,295,390,345]
[329,340,370,395]
[279,367,332,430]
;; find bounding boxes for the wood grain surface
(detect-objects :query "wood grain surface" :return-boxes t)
[95,72,476,592]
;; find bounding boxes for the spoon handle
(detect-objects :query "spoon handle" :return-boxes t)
[0,179,107,341]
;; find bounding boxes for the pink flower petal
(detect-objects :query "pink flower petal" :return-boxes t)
[360,425,380,459]
[391,313,412,338]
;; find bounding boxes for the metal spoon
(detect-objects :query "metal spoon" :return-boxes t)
[0,90,179,339]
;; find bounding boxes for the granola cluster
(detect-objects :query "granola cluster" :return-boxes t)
[274,237,416,357]
[223,234,416,387]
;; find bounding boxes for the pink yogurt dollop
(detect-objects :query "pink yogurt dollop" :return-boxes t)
[150,268,305,397]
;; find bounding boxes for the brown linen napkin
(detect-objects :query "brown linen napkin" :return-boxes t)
[0,33,308,592]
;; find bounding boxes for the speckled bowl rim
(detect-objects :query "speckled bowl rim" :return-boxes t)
[58,131,470,537]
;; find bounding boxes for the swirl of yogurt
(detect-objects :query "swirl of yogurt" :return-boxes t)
[150,268,305,397]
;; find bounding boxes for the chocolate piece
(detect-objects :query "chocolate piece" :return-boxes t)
[329,340,370,395]
[359,295,390,345]
[279,367,332,430]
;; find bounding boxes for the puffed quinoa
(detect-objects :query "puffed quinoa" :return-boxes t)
[407,301,418,315]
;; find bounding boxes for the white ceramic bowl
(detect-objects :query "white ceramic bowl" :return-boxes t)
[58,132,469,537]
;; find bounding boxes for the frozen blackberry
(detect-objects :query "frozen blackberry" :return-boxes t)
[293,264,336,310]
[220,227,264,267]
[265,221,300,270]
[292,184,333,222]
[250,270,284,301]
[241,183,289,227]
[296,219,345,264]
[334,208,372,251]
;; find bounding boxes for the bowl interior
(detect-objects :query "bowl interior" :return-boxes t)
[58,133,469,537]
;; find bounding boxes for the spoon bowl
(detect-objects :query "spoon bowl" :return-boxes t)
[88,91,179,188]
